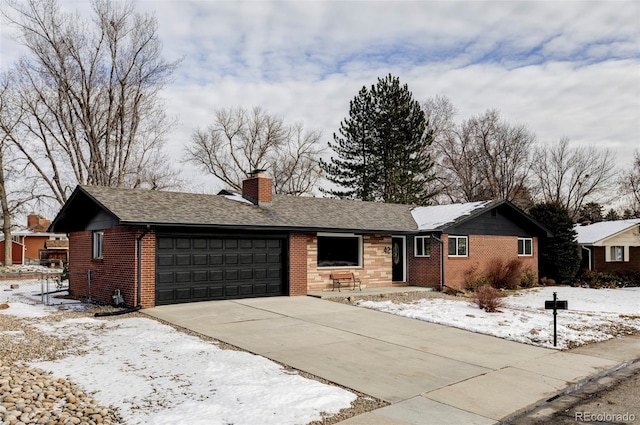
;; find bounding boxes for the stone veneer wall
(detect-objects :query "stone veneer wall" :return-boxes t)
[306,233,393,292]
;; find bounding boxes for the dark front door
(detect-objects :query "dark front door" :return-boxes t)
[155,235,285,305]
[392,237,404,282]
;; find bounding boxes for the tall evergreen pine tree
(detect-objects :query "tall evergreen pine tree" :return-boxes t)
[321,74,436,204]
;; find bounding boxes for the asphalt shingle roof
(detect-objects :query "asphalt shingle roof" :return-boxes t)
[73,185,419,233]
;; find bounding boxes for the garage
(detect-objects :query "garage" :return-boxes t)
[155,235,285,305]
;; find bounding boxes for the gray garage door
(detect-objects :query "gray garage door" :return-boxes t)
[155,236,284,305]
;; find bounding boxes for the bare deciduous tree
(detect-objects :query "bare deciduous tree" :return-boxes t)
[2,0,180,206]
[531,138,618,220]
[619,150,640,217]
[0,72,37,265]
[185,106,324,195]
[425,103,535,207]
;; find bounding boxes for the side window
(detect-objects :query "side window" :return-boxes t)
[414,236,431,257]
[608,246,624,262]
[92,231,104,259]
[518,238,533,256]
[448,236,468,257]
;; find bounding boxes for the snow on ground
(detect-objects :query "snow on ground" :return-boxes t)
[1,279,356,424]
[357,286,640,350]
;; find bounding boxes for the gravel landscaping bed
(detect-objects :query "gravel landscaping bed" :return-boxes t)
[1,302,387,425]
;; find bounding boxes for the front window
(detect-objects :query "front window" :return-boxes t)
[448,236,468,257]
[609,246,624,262]
[518,238,533,256]
[414,236,431,257]
[92,231,104,259]
[317,234,361,267]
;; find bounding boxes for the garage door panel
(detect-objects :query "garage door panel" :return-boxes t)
[175,288,191,299]
[156,236,285,305]
[209,286,224,298]
[193,254,207,265]
[193,271,208,281]
[209,254,223,265]
[176,271,191,282]
[192,287,208,298]
[176,239,190,249]
[157,272,174,284]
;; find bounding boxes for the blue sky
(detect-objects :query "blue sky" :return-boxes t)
[1,0,639,193]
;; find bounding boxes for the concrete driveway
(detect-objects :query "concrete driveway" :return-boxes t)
[145,296,638,424]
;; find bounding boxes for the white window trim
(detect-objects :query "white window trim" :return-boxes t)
[316,232,363,268]
[518,237,533,256]
[92,231,104,259]
[448,235,468,257]
[605,245,626,262]
[414,236,431,257]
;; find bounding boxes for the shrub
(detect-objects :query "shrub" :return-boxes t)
[485,258,524,290]
[520,267,537,288]
[577,270,622,289]
[474,285,503,312]
[540,276,556,286]
[463,263,489,291]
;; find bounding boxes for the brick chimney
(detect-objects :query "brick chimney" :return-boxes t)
[27,214,51,232]
[242,169,273,206]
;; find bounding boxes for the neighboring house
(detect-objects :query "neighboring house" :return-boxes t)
[0,214,69,266]
[49,172,551,308]
[0,239,24,265]
[575,219,640,274]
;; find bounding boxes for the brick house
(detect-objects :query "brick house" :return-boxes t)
[49,172,550,308]
[0,214,68,266]
[575,219,640,274]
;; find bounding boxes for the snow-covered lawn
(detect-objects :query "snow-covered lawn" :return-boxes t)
[357,286,640,350]
[1,279,356,425]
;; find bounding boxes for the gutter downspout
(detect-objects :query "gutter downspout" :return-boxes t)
[583,246,592,270]
[431,235,445,291]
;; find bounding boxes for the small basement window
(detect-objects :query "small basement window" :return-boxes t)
[92,231,104,259]
[414,236,431,257]
[518,238,533,256]
[448,236,468,257]
[317,234,361,267]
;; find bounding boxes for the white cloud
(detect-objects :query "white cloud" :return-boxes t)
[2,0,638,194]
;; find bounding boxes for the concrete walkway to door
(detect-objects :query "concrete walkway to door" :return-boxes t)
[144,297,640,425]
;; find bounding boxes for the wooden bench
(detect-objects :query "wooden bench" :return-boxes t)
[330,272,362,292]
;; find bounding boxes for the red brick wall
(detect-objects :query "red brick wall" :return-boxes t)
[443,234,539,289]
[289,233,308,296]
[407,236,442,288]
[68,227,156,308]
[592,246,640,273]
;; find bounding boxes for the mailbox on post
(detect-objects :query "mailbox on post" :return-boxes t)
[545,292,568,347]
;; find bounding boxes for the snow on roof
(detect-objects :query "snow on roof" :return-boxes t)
[220,192,254,205]
[574,219,640,244]
[411,201,491,231]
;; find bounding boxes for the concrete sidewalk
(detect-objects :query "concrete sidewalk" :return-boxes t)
[144,297,640,425]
